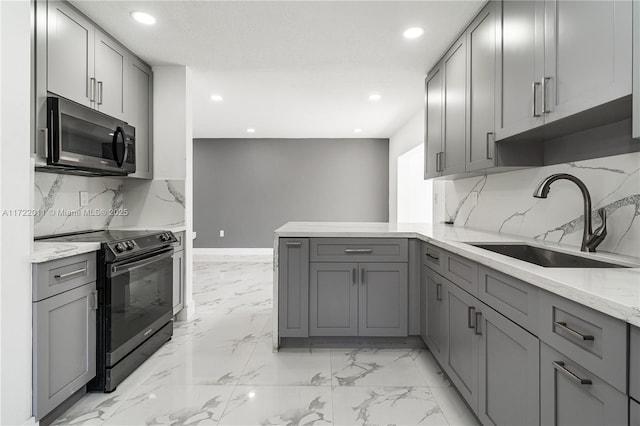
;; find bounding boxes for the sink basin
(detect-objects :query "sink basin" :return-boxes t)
[468,243,630,268]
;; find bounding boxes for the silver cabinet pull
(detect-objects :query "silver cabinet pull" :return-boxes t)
[468,306,476,328]
[474,312,482,335]
[344,248,373,254]
[54,268,87,279]
[554,321,594,341]
[90,290,98,310]
[40,128,49,158]
[361,268,366,285]
[89,77,96,102]
[97,81,103,105]
[426,252,440,261]
[285,241,302,247]
[436,283,442,301]
[552,361,592,385]
[542,77,551,113]
[486,132,494,160]
[532,82,541,117]
[435,152,441,173]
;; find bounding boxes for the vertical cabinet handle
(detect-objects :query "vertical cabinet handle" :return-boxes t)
[89,77,96,102]
[352,268,356,284]
[552,361,592,385]
[468,306,476,328]
[40,128,49,158]
[361,268,365,285]
[436,283,442,301]
[486,132,494,160]
[542,77,551,113]
[435,153,441,172]
[97,81,103,105]
[90,290,98,310]
[532,82,541,117]
[474,312,482,335]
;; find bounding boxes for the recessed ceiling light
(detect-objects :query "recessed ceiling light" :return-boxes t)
[354,128,362,133]
[403,27,424,39]
[131,11,156,25]
[368,93,381,101]
[210,94,223,102]
[247,128,256,133]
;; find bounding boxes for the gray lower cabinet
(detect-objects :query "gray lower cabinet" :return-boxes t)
[172,249,184,314]
[33,282,96,420]
[477,300,539,426]
[632,326,640,401]
[358,263,408,337]
[631,398,640,426]
[425,267,447,363]
[309,262,358,336]
[540,342,627,426]
[279,238,310,337]
[444,279,479,412]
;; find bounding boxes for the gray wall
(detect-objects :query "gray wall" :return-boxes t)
[193,138,389,248]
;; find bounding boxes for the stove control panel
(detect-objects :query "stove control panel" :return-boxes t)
[107,231,176,260]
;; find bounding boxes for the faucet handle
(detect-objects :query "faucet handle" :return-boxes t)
[586,208,607,252]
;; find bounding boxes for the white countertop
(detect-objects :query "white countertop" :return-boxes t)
[31,241,100,263]
[274,222,640,327]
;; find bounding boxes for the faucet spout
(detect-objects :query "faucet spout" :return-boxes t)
[532,173,604,252]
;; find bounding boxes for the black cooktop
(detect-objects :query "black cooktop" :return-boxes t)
[36,229,157,243]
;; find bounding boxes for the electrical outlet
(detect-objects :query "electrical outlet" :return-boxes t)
[193,232,197,239]
[79,191,89,207]
[470,191,478,207]
[219,230,225,237]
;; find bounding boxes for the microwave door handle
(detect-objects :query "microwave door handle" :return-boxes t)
[121,130,129,168]
[112,126,124,167]
[108,248,174,278]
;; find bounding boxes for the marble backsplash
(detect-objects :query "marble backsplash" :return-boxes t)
[441,152,640,257]
[34,172,185,237]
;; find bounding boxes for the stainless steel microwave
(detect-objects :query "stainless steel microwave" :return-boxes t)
[38,96,136,176]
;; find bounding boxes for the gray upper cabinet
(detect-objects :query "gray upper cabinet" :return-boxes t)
[543,0,632,124]
[477,300,539,426]
[425,267,447,363]
[634,0,640,139]
[94,30,126,119]
[47,1,95,107]
[279,238,310,338]
[466,2,497,172]
[496,0,545,140]
[424,67,444,179]
[540,342,627,426]
[309,262,358,336]
[33,282,96,420]
[358,263,408,337]
[442,35,467,176]
[126,57,154,179]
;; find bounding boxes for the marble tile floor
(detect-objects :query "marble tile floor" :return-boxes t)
[54,256,478,426]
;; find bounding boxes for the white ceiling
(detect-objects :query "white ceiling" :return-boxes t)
[72,1,485,139]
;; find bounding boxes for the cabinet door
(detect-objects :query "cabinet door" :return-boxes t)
[420,264,428,343]
[47,1,94,107]
[477,302,539,426]
[33,282,96,420]
[309,262,358,336]
[540,343,627,426]
[127,58,154,179]
[543,0,632,124]
[94,30,126,119]
[496,0,545,139]
[424,68,443,179]
[444,279,479,412]
[442,35,467,175]
[425,269,447,364]
[632,398,640,426]
[172,250,184,315]
[634,0,640,139]
[278,239,310,338]
[466,2,497,172]
[358,263,408,337]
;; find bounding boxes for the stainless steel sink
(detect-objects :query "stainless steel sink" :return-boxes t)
[468,243,631,268]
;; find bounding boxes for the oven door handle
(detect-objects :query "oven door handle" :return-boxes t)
[108,248,174,278]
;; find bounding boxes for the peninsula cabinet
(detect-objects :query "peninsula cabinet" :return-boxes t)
[497,0,632,140]
[278,238,310,338]
[172,231,186,315]
[424,267,447,363]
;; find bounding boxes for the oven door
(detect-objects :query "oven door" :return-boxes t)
[105,248,173,367]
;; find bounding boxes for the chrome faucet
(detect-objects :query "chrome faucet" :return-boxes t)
[533,173,607,252]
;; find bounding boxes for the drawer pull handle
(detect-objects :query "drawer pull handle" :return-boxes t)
[426,253,440,261]
[436,283,442,301]
[552,361,592,385]
[474,312,482,335]
[554,321,594,341]
[90,290,98,310]
[285,241,302,247]
[345,248,373,254]
[54,268,87,279]
[468,306,476,328]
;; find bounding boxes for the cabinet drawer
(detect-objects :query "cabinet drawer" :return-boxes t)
[632,398,640,426]
[423,242,443,274]
[442,251,478,295]
[539,291,627,392]
[172,231,185,252]
[631,326,640,401]
[33,252,97,301]
[477,266,538,333]
[310,238,408,262]
[540,343,627,426]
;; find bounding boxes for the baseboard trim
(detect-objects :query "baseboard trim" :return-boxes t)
[193,248,274,256]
